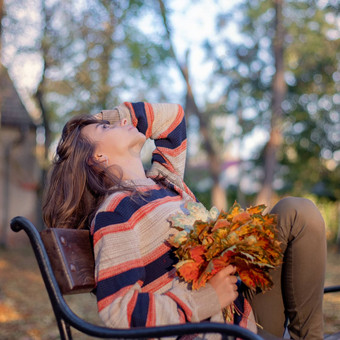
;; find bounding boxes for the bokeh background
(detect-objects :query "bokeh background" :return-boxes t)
[0,0,339,338]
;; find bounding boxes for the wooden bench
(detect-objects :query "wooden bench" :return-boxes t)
[10,216,340,340]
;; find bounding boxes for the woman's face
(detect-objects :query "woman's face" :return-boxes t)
[81,119,146,164]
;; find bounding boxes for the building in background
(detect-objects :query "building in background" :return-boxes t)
[0,64,40,247]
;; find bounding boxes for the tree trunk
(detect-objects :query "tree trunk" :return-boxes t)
[157,0,226,210]
[185,77,226,211]
[33,0,52,230]
[256,0,286,207]
[0,0,4,42]
[336,202,340,253]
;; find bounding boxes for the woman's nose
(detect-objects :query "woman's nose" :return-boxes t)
[120,118,128,126]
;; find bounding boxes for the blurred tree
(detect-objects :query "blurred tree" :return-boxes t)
[279,1,340,201]
[256,0,286,205]
[0,0,4,109]
[205,0,339,206]
[157,0,227,211]
[3,0,338,214]
[1,0,172,226]
[46,0,172,117]
[2,0,173,142]
[0,0,3,52]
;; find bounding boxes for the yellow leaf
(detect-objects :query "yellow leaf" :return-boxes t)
[246,205,266,214]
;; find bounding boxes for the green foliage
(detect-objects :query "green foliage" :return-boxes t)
[206,0,340,200]
[45,0,171,123]
[303,194,340,243]
[3,0,173,138]
[3,0,339,206]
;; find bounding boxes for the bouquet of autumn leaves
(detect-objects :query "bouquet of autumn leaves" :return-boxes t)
[168,201,283,293]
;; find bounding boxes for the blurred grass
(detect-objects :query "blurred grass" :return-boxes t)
[0,245,339,339]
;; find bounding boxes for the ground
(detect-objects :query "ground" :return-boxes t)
[0,244,340,340]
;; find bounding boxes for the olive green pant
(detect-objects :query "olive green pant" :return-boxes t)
[244,197,327,340]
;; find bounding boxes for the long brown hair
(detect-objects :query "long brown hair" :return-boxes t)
[42,115,134,229]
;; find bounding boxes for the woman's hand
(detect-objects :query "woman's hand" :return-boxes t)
[208,265,238,309]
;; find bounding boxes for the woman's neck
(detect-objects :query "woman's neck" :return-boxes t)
[108,157,147,181]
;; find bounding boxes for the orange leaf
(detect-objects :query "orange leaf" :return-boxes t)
[170,200,283,293]
[246,205,266,214]
[226,202,242,220]
[211,251,232,271]
[177,261,201,283]
[262,214,278,228]
[194,221,209,237]
[189,245,206,263]
[212,219,231,231]
[238,266,273,291]
[251,215,265,226]
[232,211,251,224]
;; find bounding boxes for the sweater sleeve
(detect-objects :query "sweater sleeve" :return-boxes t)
[92,194,222,328]
[99,102,187,181]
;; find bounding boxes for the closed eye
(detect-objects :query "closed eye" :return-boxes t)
[95,123,111,130]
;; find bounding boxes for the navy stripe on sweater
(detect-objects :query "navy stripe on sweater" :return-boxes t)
[143,249,178,286]
[96,251,177,304]
[131,102,148,135]
[234,279,245,325]
[131,293,150,327]
[94,188,178,232]
[151,153,167,165]
[154,116,186,150]
[96,267,145,301]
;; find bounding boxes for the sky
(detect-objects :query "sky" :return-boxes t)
[3,0,241,110]
[2,0,269,176]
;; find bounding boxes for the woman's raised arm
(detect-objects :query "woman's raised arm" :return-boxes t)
[97,102,187,181]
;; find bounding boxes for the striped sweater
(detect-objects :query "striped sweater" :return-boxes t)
[91,102,256,331]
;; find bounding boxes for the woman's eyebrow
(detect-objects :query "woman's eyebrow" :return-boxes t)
[95,122,107,129]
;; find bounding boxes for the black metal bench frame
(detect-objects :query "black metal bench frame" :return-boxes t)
[10,216,340,340]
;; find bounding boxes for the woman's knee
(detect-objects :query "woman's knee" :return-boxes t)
[271,196,325,241]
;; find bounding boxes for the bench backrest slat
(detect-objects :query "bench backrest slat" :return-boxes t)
[40,228,95,295]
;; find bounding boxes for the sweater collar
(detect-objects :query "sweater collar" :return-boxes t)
[121,177,156,187]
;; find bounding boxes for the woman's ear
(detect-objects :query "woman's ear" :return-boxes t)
[94,154,109,166]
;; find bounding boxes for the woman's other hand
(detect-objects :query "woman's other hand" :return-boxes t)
[208,265,238,309]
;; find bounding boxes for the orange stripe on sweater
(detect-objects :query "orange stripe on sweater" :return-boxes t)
[157,139,187,158]
[98,285,133,312]
[164,291,193,322]
[157,105,184,139]
[124,102,138,127]
[98,258,144,281]
[127,290,138,326]
[106,192,130,211]
[143,243,171,266]
[239,298,253,329]
[178,308,186,324]
[141,269,176,293]
[93,187,178,245]
[145,103,154,138]
[152,150,176,173]
[146,293,156,327]
[105,184,161,212]
[98,242,172,281]
[94,195,183,241]
[183,182,197,201]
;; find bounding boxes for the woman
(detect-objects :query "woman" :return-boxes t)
[43,102,326,339]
